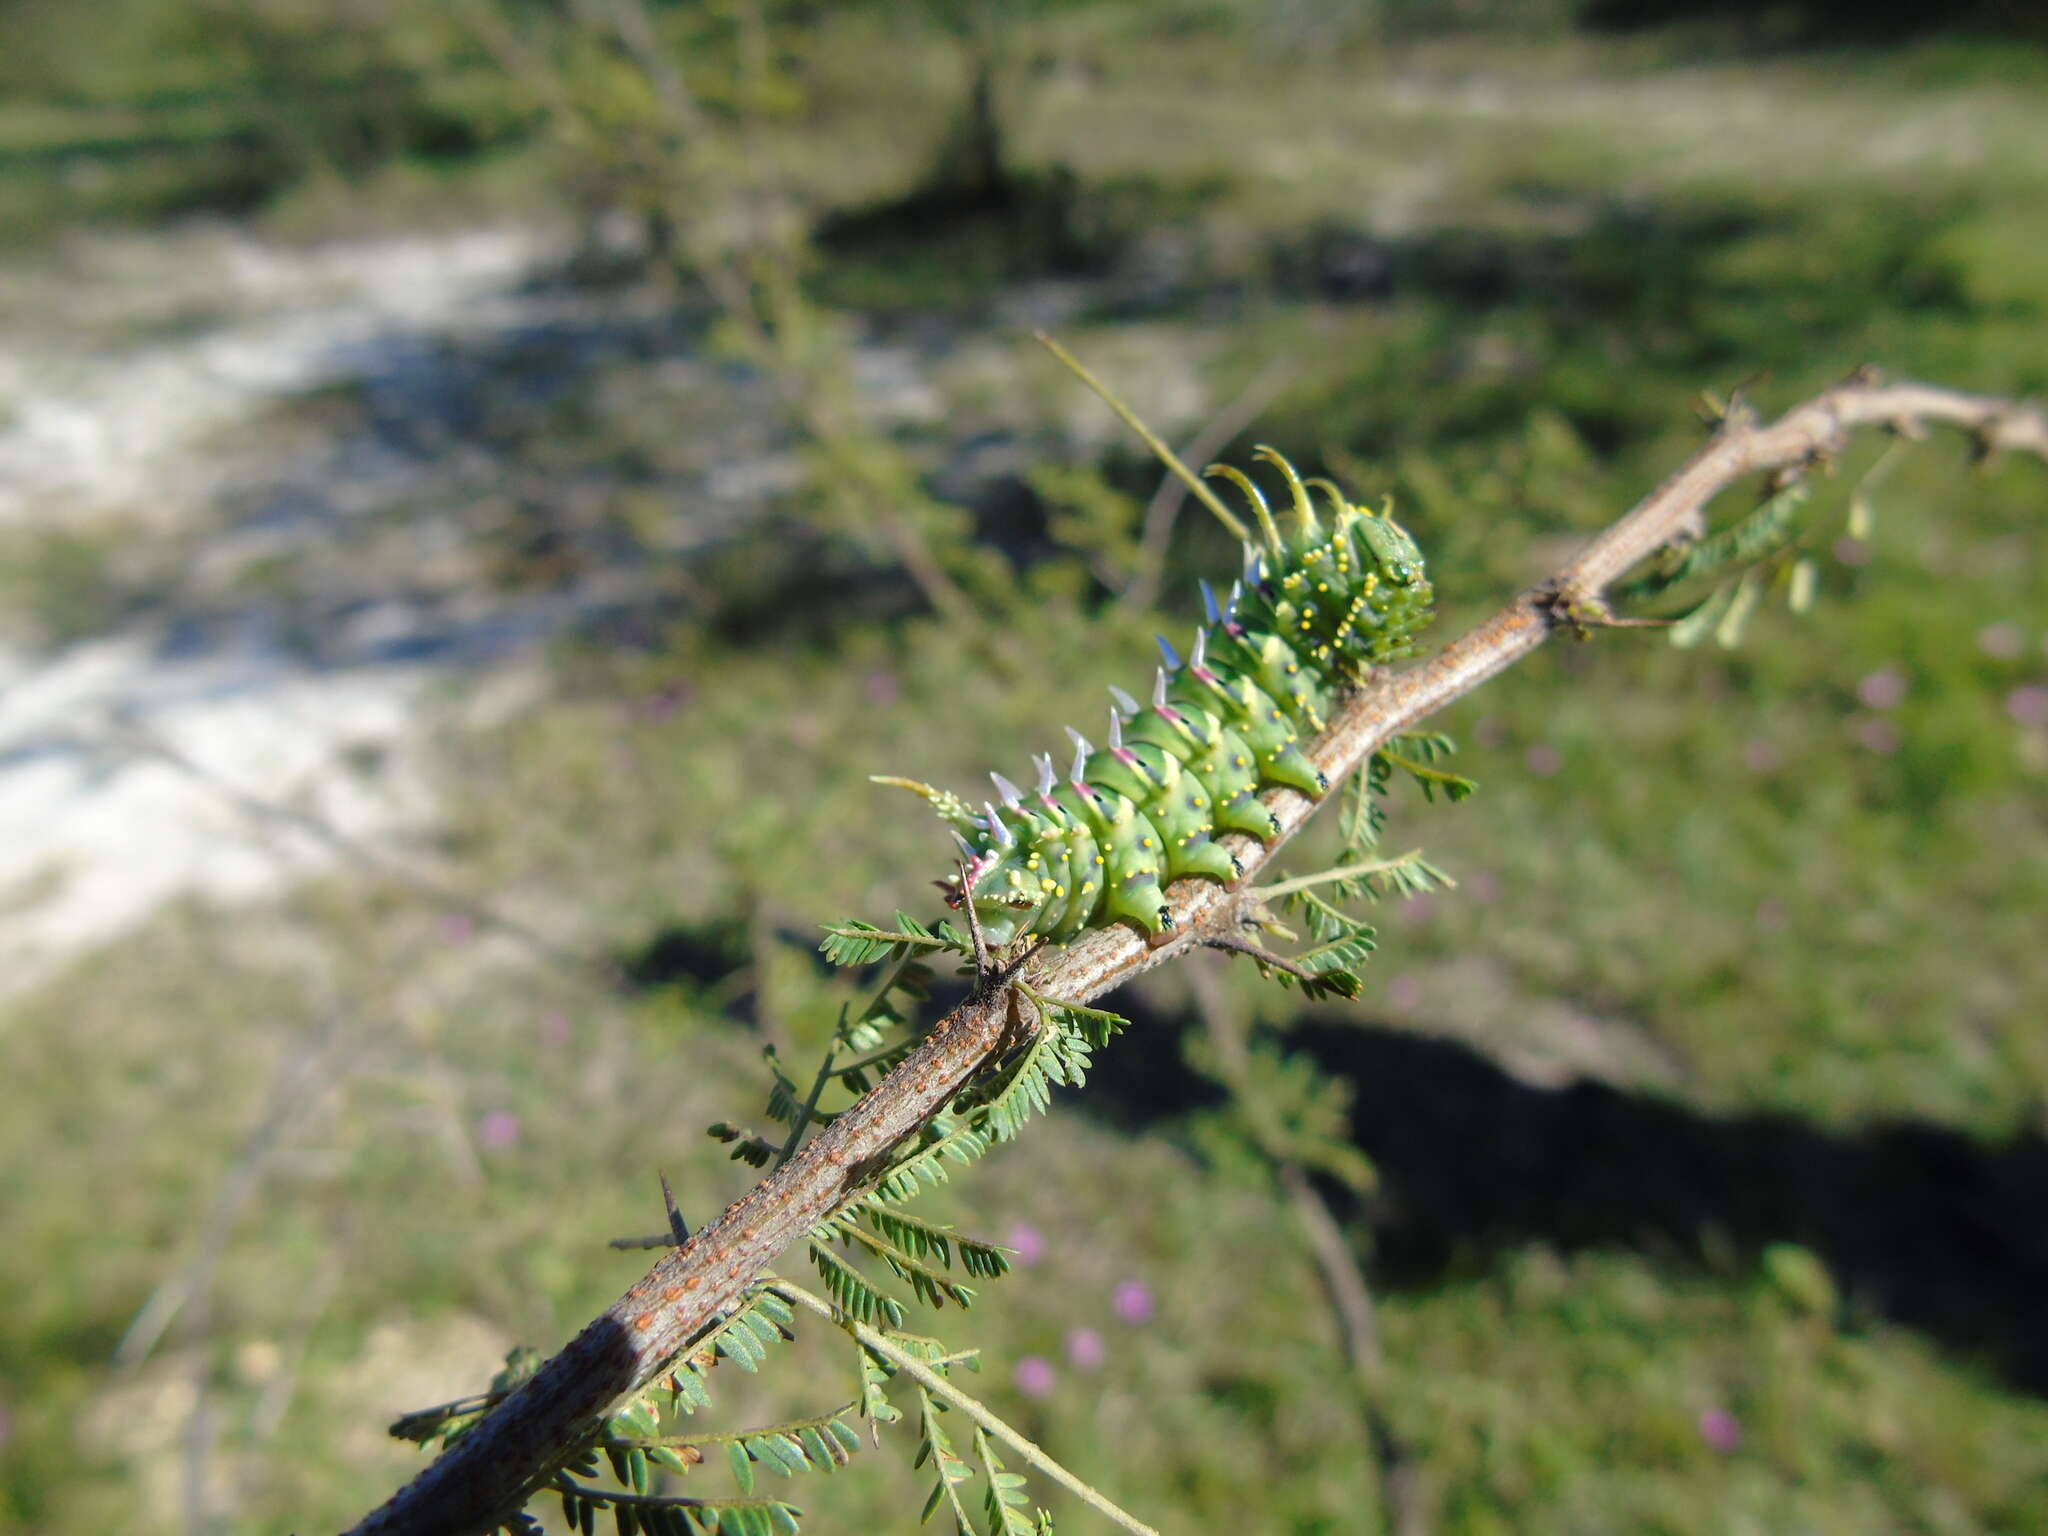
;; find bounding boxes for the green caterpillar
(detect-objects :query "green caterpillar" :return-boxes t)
[880,447,1432,947]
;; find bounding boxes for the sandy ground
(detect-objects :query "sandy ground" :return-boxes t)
[0,225,564,982]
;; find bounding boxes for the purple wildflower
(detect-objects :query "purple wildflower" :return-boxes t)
[1113,1280,1155,1326]
[1066,1328,1106,1370]
[1006,1222,1046,1267]
[1857,668,1907,711]
[1697,1407,1742,1454]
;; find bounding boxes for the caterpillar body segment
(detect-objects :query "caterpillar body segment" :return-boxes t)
[1117,685,1278,841]
[877,451,1433,946]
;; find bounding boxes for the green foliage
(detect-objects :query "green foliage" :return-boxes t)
[1187,1036,1377,1195]
[788,981,1122,1336]
[1234,734,1468,1000]
[387,1346,543,1453]
[1760,1242,1839,1319]
[1613,477,1825,649]
[913,1389,976,1526]
[818,917,967,970]
[550,1484,803,1536]
[975,1430,1052,1536]
[398,1288,877,1535]
[1029,459,1148,591]
[437,946,1117,1536]
[889,1357,1061,1536]
[1376,734,1481,807]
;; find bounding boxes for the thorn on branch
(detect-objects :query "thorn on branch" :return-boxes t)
[1203,934,1321,983]
[957,855,994,987]
[607,1172,694,1250]
[662,1171,690,1246]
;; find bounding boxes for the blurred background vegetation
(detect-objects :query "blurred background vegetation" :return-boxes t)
[1,1,2045,1532]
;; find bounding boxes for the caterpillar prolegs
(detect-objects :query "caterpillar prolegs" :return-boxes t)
[879,447,1433,947]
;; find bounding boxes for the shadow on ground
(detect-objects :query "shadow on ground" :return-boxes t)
[1083,1005,2048,1396]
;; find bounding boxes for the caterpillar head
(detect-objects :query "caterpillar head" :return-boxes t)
[1207,448,1434,677]
[1348,501,1426,590]
[872,774,1049,946]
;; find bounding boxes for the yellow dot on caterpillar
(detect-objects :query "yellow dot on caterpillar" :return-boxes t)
[1140,837,1155,850]
[1094,854,1105,865]
[1040,879,1056,892]
[1056,886,1067,898]
[1234,755,1249,768]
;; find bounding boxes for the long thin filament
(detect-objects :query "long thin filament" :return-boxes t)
[1033,330,1252,543]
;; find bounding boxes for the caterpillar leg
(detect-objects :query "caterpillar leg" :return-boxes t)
[1096,834,1172,939]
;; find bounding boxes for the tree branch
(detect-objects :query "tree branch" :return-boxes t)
[340,374,2046,1536]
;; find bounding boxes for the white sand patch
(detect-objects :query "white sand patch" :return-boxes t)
[0,225,559,529]
[0,632,435,979]
[0,224,574,983]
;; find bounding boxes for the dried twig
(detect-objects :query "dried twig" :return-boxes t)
[1203,932,1323,982]
[342,375,2046,1536]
